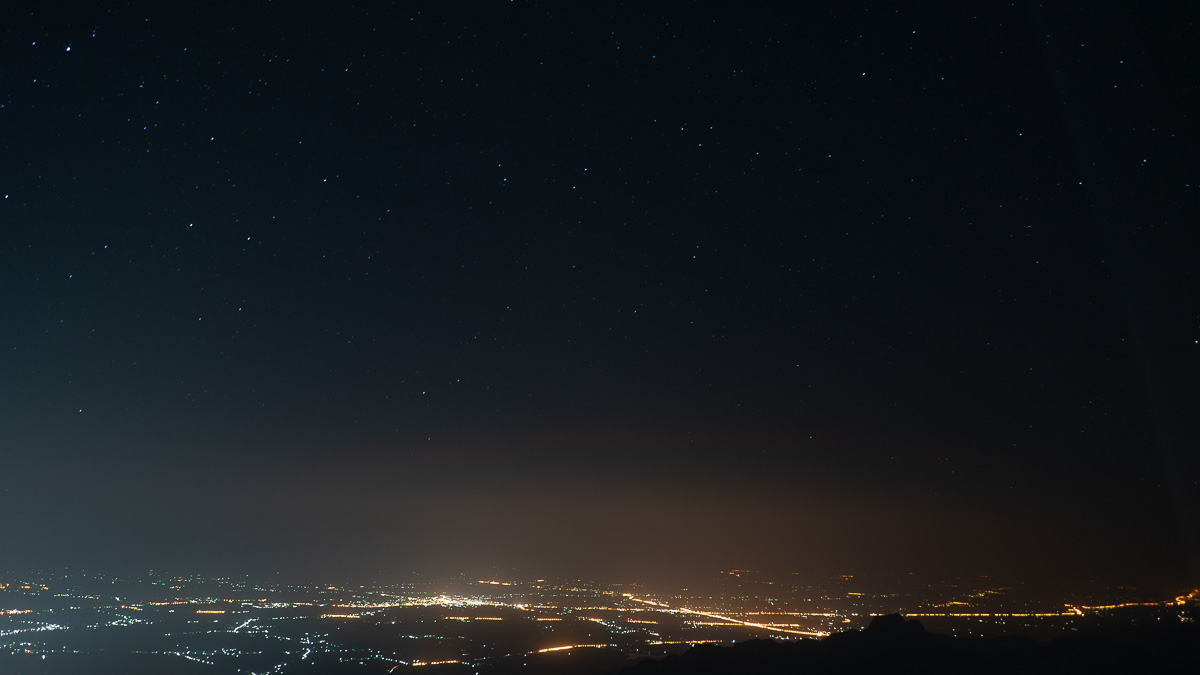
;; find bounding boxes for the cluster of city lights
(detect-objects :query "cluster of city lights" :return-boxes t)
[2,571,1194,671]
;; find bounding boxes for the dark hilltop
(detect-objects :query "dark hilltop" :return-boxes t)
[622,613,1200,675]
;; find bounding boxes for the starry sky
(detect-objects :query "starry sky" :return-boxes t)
[2,2,1197,587]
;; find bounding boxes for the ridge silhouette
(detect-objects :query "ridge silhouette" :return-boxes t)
[622,613,1200,675]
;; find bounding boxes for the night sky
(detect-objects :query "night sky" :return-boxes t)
[2,2,1197,587]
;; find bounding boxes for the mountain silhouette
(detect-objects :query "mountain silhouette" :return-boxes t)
[623,613,1200,675]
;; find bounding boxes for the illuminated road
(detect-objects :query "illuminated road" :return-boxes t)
[622,594,829,637]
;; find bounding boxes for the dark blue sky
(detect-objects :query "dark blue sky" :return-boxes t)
[1,1,1196,586]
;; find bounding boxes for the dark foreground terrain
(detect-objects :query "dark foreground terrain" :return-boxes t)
[624,614,1200,675]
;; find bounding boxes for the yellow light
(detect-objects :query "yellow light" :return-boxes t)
[536,644,609,653]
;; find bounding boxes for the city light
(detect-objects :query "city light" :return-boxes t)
[1,571,1193,671]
